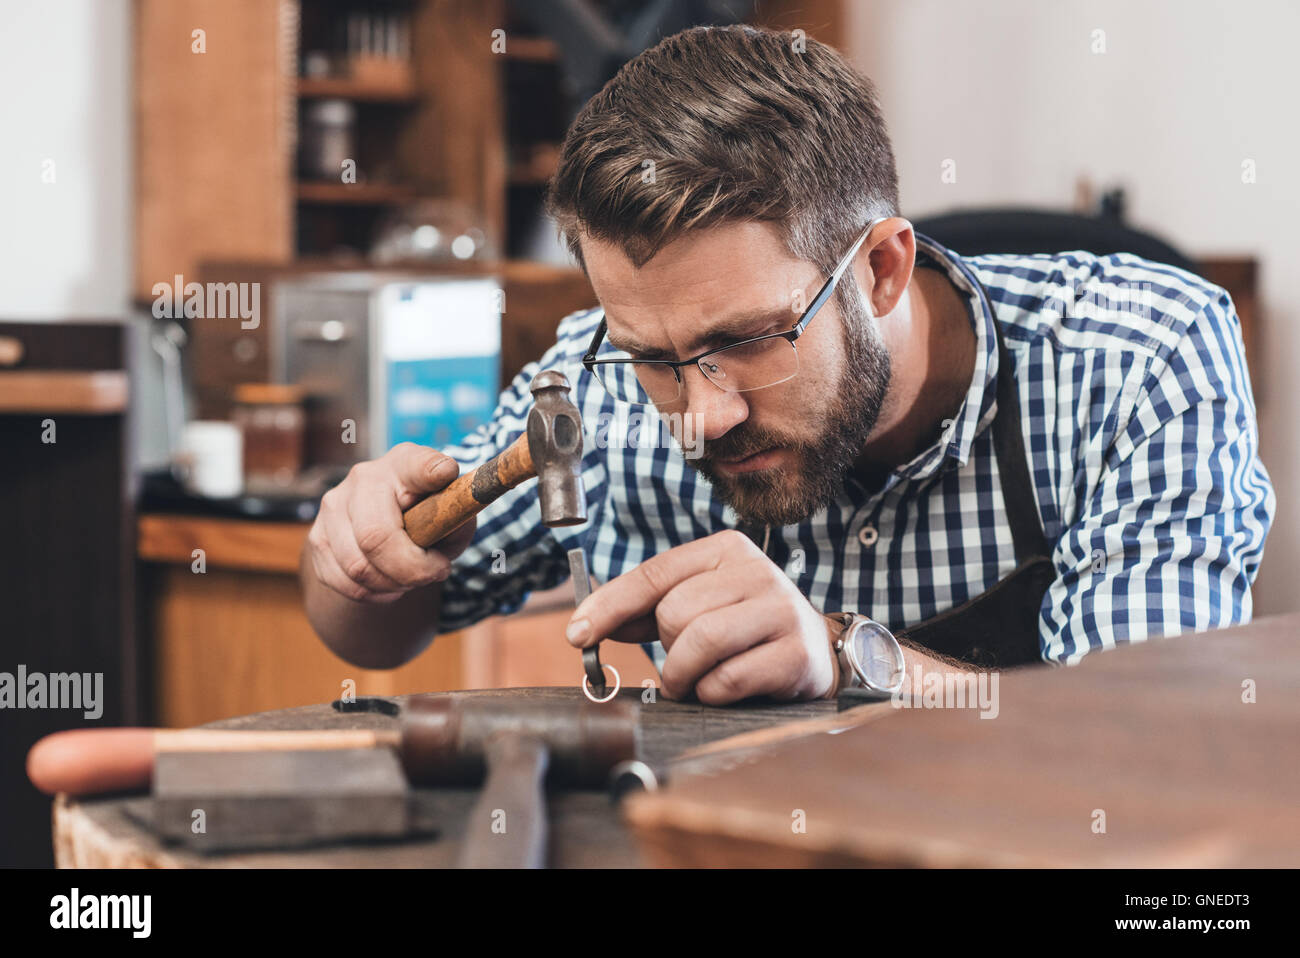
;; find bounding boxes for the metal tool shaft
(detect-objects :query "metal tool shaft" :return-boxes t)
[568,548,607,697]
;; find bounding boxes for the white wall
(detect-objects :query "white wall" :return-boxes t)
[0,0,131,318]
[846,0,1300,615]
[0,1,169,465]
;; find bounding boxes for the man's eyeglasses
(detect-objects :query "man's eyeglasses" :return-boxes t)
[581,219,881,406]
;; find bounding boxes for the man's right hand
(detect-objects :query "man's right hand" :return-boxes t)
[306,442,476,604]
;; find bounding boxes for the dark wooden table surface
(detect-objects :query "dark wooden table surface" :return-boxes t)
[624,614,1300,867]
[54,687,837,868]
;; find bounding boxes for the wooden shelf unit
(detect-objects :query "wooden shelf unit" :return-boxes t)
[133,0,846,291]
[133,0,508,286]
[503,35,560,63]
[295,181,418,205]
[296,76,419,102]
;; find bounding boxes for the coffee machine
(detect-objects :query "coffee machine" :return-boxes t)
[270,273,502,469]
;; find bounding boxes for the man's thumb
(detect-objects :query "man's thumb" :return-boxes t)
[421,453,460,490]
[395,445,460,495]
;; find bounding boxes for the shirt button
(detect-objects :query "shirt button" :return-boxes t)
[858,524,878,547]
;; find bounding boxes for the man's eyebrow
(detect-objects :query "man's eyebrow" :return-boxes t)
[605,308,794,360]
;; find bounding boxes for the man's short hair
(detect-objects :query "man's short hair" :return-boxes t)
[545,24,900,274]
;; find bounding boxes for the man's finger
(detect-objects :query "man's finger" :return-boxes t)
[311,528,406,604]
[322,504,405,594]
[347,481,450,586]
[567,529,759,648]
[605,613,659,645]
[659,596,786,700]
[690,629,809,706]
[651,562,760,650]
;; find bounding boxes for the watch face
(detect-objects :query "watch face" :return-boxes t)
[853,620,902,690]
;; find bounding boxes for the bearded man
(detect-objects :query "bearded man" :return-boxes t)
[301,25,1274,705]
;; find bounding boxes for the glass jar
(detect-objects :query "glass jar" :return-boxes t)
[298,98,355,181]
[231,383,305,488]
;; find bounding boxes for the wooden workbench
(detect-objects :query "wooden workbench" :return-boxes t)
[54,618,1300,868]
[52,687,839,868]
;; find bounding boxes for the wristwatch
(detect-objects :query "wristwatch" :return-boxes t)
[828,612,906,700]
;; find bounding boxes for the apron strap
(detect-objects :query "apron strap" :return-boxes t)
[990,319,1051,561]
[889,312,1055,669]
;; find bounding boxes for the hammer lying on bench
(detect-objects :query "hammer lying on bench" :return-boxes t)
[29,695,639,863]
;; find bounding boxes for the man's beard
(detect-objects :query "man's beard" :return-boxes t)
[686,282,892,527]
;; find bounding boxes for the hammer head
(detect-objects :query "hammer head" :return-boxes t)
[399,695,640,788]
[526,370,587,528]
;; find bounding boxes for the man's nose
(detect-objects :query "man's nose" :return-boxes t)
[679,364,748,441]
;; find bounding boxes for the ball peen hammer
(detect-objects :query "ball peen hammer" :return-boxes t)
[400,367,609,695]
[401,369,587,547]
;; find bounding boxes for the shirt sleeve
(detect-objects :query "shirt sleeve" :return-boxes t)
[1041,284,1276,665]
[434,309,600,634]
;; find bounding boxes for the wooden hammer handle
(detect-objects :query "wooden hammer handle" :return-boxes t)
[402,433,536,548]
[27,728,402,796]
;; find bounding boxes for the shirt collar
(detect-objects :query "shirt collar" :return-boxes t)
[885,231,1000,482]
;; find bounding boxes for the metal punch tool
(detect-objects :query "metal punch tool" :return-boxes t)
[568,547,607,698]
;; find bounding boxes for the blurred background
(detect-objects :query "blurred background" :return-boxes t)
[1,0,1296,866]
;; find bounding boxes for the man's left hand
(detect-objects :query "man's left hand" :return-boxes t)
[565,529,840,704]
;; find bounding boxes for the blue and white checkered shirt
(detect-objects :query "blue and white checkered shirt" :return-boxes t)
[439,232,1275,668]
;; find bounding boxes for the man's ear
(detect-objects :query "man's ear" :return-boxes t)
[858,218,915,317]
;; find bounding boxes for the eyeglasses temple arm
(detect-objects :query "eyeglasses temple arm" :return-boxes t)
[582,317,608,364]
[792,219,880,335]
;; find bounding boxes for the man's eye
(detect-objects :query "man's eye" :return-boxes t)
[713,331,774,352]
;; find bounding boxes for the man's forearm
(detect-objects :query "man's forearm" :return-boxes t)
[887,639,1005,719]
[299,542,445,670]
[896,641,984,696]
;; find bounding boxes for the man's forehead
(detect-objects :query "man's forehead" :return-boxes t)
[580,220,788,285]
[580,223,810,355]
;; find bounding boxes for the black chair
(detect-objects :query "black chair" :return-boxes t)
[914,208,1202,278]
